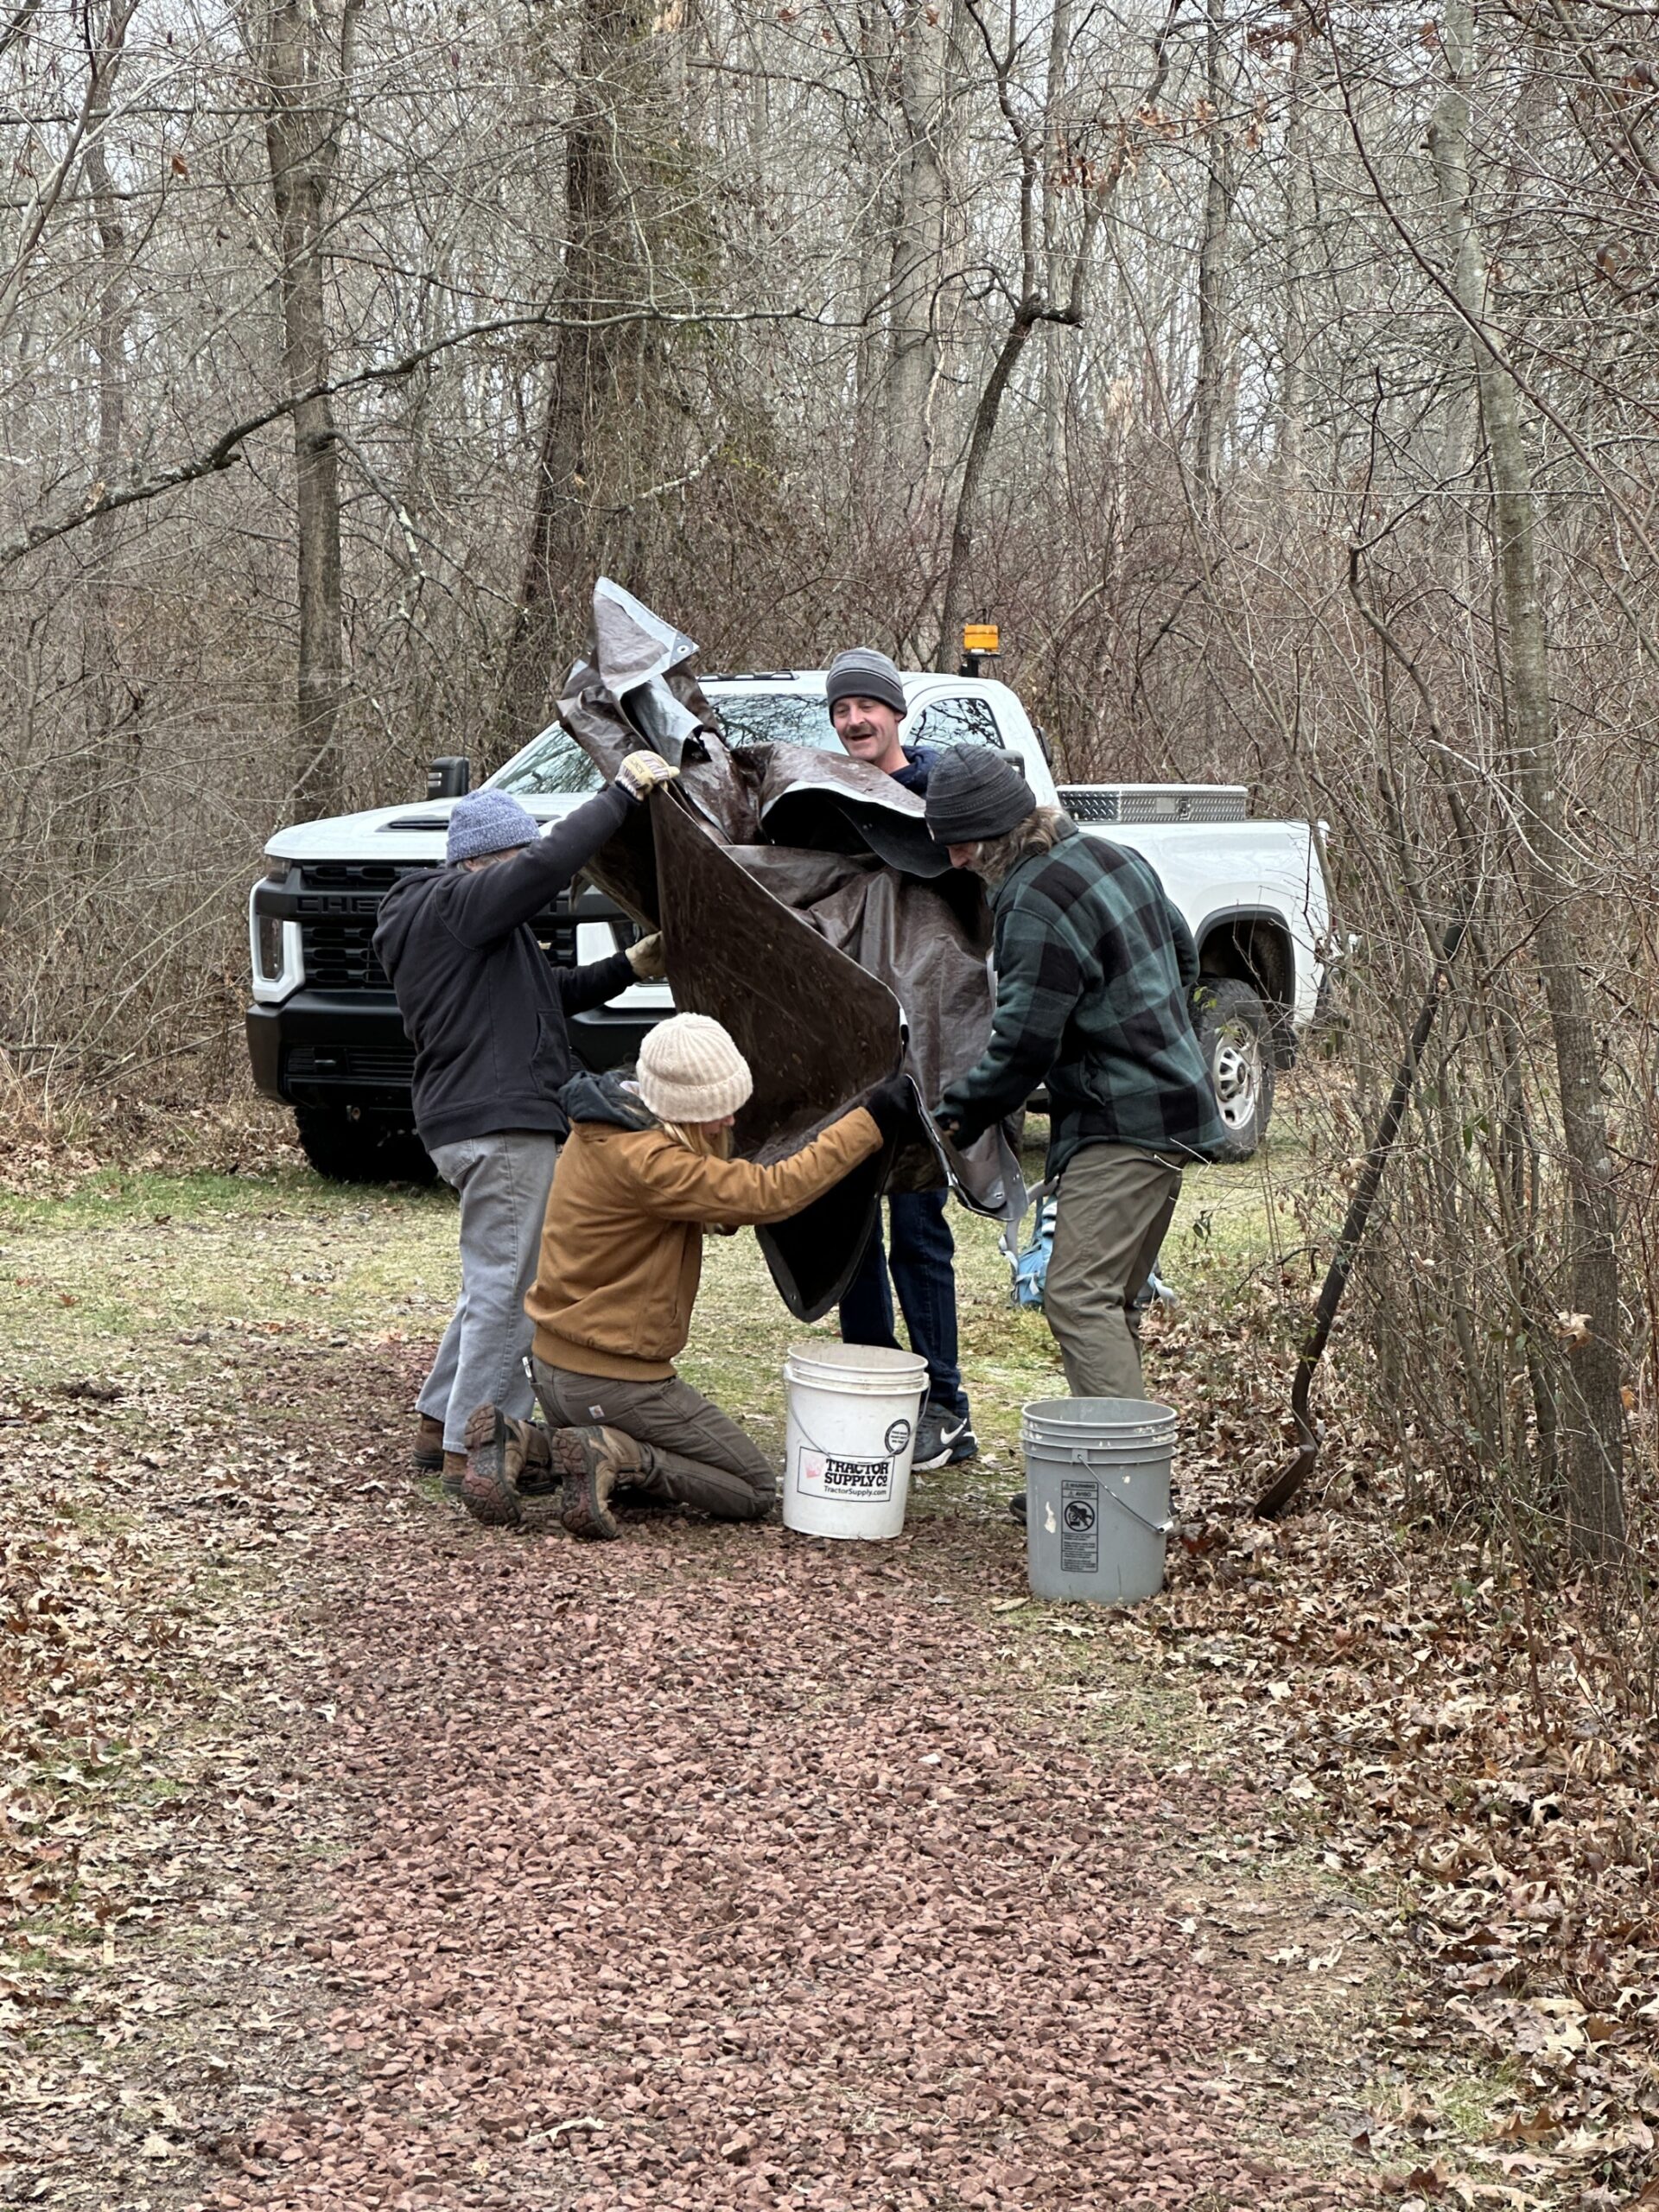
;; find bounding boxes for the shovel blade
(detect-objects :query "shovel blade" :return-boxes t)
[1254,1418,1319,1520]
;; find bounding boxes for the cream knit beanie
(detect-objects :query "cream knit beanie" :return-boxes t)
[635,1014,753,1123]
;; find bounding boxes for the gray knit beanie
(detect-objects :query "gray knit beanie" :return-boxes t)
[447,788,540,864]
[825,646,907,718]
[924,744,1037,843]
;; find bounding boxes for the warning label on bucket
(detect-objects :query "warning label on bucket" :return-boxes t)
[796,1449,893,1502]
[1060,1478,1100,1575]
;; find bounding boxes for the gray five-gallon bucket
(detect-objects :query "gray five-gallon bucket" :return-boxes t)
[1020,1397,1178,1605]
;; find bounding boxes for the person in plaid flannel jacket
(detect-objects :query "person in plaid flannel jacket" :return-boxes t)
[924,745,1225,1516]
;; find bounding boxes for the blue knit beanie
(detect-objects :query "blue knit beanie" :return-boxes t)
[447,789,539,863]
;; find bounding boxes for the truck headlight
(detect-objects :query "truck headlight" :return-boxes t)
[256,912,284,981]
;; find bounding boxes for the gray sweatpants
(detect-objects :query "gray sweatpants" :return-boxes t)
[419,1131,562,1452]
[1044,1141,1184,1401]
[531,1357,774,1522]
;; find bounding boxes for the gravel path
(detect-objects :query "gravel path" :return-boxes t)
[200,1492,1358,2212]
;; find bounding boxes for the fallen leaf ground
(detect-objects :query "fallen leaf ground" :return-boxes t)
[3,1088,1656,2209]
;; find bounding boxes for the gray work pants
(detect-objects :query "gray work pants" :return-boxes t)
[419,1131,562,1451]
[531,1357,774,1522]
[1043,1141,1184,1401]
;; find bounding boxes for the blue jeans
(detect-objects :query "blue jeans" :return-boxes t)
[838,1187,969,1421]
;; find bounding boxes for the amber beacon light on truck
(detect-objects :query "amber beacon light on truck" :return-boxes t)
[959,623,999,677]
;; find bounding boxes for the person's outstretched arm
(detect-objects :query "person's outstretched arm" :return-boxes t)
[625,1108,883,1226]
[445,754,678,950]
[444,785,634,950]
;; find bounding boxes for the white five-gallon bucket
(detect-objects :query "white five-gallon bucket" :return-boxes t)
[782,1343,928,1540]
[1021,1396,1178,1604]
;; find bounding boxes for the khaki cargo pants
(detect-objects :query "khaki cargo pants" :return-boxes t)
[531,1357,775,1522]
[1044,1142,1184,1402]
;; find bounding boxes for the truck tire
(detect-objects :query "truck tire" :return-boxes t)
[294,1107,436,1185]
[1193,979,1275,1163]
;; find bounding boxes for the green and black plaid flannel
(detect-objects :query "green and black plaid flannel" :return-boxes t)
[939,823,1227,1179]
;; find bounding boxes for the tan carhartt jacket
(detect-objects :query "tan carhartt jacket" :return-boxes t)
[526,1074,881,1382]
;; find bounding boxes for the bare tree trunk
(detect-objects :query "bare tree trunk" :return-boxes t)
[934,0,1173,670]
[497,0,649,750]
[79,83,134,885]
[1429,0,1625,1560]
[1039,0,1077,472]
[936,308,1038,669]
[1192,0,1232,515]
[885,0,950,475]
[264,0,359,818]
[1274,15,1308,491]
[853,67,892,459]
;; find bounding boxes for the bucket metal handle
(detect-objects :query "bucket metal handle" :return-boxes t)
[1033,1474,1173,1538]
[1102,1496,1175,1537]
[790,1393,927,1467]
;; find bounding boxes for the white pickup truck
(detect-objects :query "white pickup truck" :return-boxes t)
[247,669,1334,1179]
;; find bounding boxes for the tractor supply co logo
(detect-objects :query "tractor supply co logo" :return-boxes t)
[796,1449,893,1503]
[1060,1478,1099,1575]
[884,1418,912,1455]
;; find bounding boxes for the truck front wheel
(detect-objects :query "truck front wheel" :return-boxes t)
[1193,979,1275,1163]
[294,1107,436,1185]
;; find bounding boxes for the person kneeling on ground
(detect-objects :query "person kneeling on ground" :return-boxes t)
[458,1014,910,1537]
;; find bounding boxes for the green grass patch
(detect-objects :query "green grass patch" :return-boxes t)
[0,1165,457,1385]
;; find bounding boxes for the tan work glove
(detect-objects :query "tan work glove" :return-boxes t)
[616,751,680,802]
[626,931,667,981]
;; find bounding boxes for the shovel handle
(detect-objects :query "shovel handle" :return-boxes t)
[1256,919,1465,1517]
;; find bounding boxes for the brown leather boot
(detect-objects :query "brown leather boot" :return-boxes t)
[442,1450,468,1500]
[512,1421,557,1496]
[457,1405,549,1529]
[552,1425,647,1541]
[413,1414,445,1472]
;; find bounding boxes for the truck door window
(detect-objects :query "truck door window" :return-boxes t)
[907,696,1005,749]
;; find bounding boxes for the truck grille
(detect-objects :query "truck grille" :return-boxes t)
[301,918,389,990]
[290,859,581,993]
[286,1045,415,1086]
[302,861,425,891]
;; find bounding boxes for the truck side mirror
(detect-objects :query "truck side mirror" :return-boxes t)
[427,756,471,799]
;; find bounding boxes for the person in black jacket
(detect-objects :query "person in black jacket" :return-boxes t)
[372,757,677,1487]
[823,645,976,1471]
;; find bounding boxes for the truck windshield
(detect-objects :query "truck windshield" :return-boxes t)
[712,694,836,748]
[489,728,605,796]
[487,689,1004,794]
[715,691,1005,751]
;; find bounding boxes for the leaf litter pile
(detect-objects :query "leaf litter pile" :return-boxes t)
[5,1141,1659,2209]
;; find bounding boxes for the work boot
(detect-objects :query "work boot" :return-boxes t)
[553,1425,645,1542]
[412,1414,445,1472]
[442,1451,469,1501]
[513,1421,558,1497]
[458,1405,533,1529]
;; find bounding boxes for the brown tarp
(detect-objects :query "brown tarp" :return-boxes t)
[557,580,1027,1319]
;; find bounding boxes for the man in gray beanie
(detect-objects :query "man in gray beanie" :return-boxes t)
[925,745,1224,1517]
[373,749,678,1489]
[823,645,976,1468]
